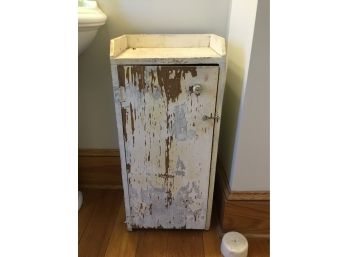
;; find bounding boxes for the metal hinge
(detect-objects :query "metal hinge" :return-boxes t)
[202,114,220,121]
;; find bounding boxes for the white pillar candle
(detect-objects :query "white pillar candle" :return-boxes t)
[221,231,248,257]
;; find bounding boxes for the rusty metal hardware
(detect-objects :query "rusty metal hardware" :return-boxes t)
[202,114,220,121]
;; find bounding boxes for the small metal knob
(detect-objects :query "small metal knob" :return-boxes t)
[203,114,220,121]
[192,84,202,96]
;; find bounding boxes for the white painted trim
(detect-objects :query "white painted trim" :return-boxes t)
[228,0,259,188]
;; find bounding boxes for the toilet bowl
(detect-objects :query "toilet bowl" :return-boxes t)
[78,1,107,210]
[78,0,107,55]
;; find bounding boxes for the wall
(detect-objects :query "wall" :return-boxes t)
[78,0,231,149]
[78,0,270,191]
[218,0,270,191]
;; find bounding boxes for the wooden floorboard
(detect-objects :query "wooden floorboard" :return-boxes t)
[104,202,140,257]
[166,230,204,257]
[78,189,103,242]
[78,189,270,257]
[96,191,124,257]
[248,238,270,257]
[135,230,168,257]
[78,190,123,257]
[202,217,223,257]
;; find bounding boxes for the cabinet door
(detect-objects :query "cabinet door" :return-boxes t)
[117,65,219,229]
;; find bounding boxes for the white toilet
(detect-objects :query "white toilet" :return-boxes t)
[78,0,107,55]
[78,1,107,210]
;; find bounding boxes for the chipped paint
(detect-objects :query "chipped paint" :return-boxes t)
[117,65,219,229]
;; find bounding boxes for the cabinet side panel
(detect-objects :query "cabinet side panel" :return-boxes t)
[110,63,132,230]
[205,61,227,229]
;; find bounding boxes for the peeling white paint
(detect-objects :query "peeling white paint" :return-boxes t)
[110,34,227,230]
[118,65,218,229]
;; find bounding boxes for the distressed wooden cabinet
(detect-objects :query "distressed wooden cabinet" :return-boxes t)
[110,34,226,230]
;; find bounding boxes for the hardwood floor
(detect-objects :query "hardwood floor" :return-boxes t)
[78,189,270,257]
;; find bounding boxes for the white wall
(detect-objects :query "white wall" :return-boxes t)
[229,0,270,190]
[218,0,270,191]
[78,0,231,148]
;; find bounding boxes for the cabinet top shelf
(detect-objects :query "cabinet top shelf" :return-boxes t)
[110,34,226,61]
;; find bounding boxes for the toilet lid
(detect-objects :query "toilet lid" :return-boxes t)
[78,1,107,27]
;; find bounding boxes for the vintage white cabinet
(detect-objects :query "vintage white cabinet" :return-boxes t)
[110,34,226,230]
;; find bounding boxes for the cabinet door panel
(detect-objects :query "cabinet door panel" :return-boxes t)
[117,65,219,229]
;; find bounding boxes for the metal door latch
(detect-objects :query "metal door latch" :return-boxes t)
[203,114,220,121]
